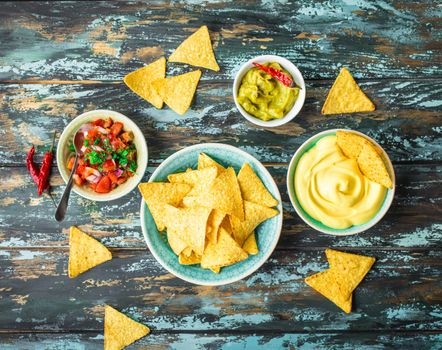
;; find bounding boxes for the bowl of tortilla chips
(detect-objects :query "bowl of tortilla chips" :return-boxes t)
[139,144,283,285]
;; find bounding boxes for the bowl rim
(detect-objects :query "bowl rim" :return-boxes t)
[232,54,306,128]
[140,143,283,286]
[286,128,396,236]
[56,109,148,202]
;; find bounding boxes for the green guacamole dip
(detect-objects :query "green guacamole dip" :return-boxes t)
[237,62,299,121]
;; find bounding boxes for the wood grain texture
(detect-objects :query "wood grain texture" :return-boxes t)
[0,1,441,81]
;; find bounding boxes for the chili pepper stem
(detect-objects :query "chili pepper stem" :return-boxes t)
[49,131,57,153]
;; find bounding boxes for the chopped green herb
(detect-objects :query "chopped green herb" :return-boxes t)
[129,161,138,173]
[94,138,100,145]
[83,140,89,147]
[68,143,75,152]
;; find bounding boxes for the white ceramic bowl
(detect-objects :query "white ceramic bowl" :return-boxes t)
[287,129,395,236]
[57,109,148,201]
[233,55,306,127]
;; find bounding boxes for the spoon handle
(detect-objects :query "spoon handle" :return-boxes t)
[55,154,79,222]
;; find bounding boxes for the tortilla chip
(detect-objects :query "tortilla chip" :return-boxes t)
[68,227,112,278]
[183,167,244,221]
[326,249,375,292]
[322,67,375,115]
[229,201,278,246]
[357,141,393,188]
[168,166,217,196]
[138,182,191,231]
[237,163,278,207]
[305,270,352,313]
[167,229,188,256]
[152,70,201,115]
[181,246,193,257]
[198,153,225,173]
[242,231,258,255]
[179,250,201,265]
[210,266,221,273]
[336,130,368,160]
[206,209,225,245]
[123,57,166,109]
[169,25,219,71]
[201,227,248,269]
[104,305,150,350]
[163,205,211,255]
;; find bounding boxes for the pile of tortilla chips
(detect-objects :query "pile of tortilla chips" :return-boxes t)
[305,249,375,313]
[139,153,279,273]
[124,26,218,115]
[322,67,375,115]
[336,130,393,188]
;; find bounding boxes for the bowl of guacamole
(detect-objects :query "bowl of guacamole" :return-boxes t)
[233,55,306,127]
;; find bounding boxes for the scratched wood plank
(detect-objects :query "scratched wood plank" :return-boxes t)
[0,164,440,249]
[0,1,440,81]
[0,249,440,332]
[0,80,441,166]
[1,331,441,350]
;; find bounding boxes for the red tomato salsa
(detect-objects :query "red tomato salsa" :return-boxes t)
[67,118,137,193]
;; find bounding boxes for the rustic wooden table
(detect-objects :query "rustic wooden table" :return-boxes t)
[0,1,441,349]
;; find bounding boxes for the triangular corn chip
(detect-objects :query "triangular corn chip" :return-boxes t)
[242,231,258,255]
[138,182,191,231]
[201,227,248,269]
[152,70,201,115]
[322,67,375,114]
[179,250,201,265]
[357,141,393,188]
[305,270,352,313]
[210,266,221,273]
[104,305,150,350]
[167,229,188,256]
[169,25,219,71]
[182,167,244,220]
[123,57,166,109]
[206,209,225,245]
[229,201,278,246]
[168,166,217,196]
[163,204,211,255]
[326,249,375,292]
[237,163,278,207]
[68,227,112,278]
[336,130,367,160]
[198,152,225,173]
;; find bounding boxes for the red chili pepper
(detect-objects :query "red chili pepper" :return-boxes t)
[37,132,56,196]
[26,146,40,185]
[253,62,294,87]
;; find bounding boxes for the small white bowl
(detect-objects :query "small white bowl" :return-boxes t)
[287,129,395,236]
[233,55,306,128]
[57,109,148,201]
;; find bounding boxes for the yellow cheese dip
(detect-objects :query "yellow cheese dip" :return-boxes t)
[294,135,387,229]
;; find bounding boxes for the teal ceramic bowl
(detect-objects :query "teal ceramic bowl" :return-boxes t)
[287,129,395,236]
[140,143,283,285]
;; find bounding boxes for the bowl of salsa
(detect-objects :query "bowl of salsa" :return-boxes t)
[233,55,306,127]
[57,110,148,201]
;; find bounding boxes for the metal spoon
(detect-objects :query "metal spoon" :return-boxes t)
[55,128,86,222]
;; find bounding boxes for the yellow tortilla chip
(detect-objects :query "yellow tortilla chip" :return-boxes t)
[357,141,393,188]
[181,246,193,257]
[210,266,221,273]
[169,25,219,71]
[322,67,375,115]
[305,270,352,313]
[242,231,258,255]
[336,130,368,160]
[104,305,150,350]
[167,229,188,256]
[168,166,218,196]
[198,153,225,173]
[201,227,248,269]
[179,250,202,265]
[206,209,225,245]
[326,249,375,292]
[123,57,166,109]
[182,167,244,221]
[229,201,278,246]
[138,182,191,231]
[152,70,201,115]
[163,205,211,255]
[237,163,278,207]
[68,227,112,278]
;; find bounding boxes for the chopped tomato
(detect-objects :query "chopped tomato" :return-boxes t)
[121,131,133,143]
[67,157,75,170]
[88,182,97,191]
[93,119,104,127]
[127,171,135,177]
[102,159,116,172]
[110,122,124,136]
[95,175,111,193]
[103,118,113,128]
[86,128,99,139]
[108,172,119,184]
[73,174,84,186]
[117,176,127,185]
[76,164,86,177]
[111,138,126,150]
